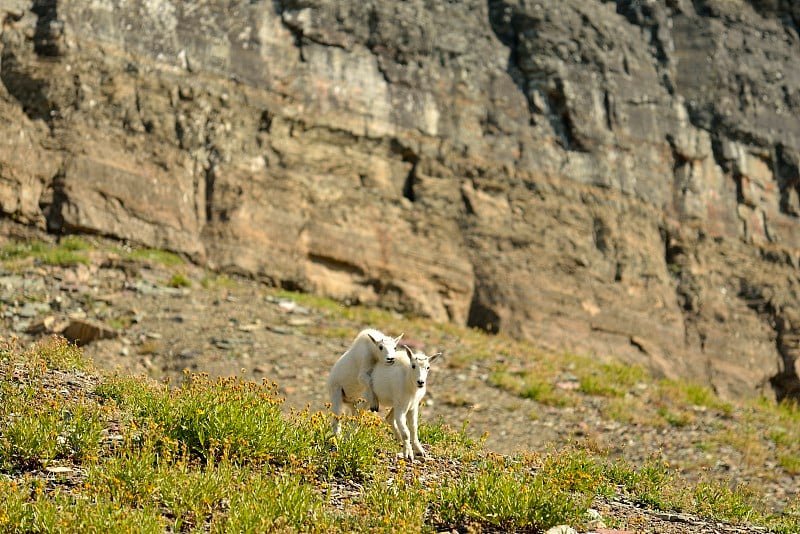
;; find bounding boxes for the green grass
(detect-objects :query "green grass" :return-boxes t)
[167,272,192,288]
[433,456,592,531]
[124,248,185,267]
[489,367,572,407]
[0,236,92,266]
[576,359,645,397]
[1,337,798,533]
[200,272,238,290]
[0,237,188,271]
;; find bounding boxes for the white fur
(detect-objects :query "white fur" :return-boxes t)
[371,346,441,461]
[327,328,403,436]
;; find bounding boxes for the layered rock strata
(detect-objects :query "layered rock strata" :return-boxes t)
[1,0,798,399]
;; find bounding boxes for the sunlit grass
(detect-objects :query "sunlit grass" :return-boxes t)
[200,272,239,290]
[432,450,602,531]
[575,359,646,397]
[0,237,92,266]
[124,248,185,267]
[489,367,572,407]
[2,329,800,532]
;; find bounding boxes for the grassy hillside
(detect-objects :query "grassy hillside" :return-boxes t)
[1,335,798,533]
[1,234,799,532]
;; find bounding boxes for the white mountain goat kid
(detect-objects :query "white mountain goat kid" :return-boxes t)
[327,328,403,436]
[371,346,441,461]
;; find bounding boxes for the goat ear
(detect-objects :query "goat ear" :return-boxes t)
[394,333,404,344]
[403,345,414,361]
[429,352,443,363]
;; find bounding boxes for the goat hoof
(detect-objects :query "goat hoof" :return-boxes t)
[370,405,379,412]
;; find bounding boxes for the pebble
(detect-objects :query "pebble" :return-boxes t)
[45,466,73,474]
[212,338,234,350]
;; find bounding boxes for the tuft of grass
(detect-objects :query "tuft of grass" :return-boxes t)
[418,418,482,459]
[605,455,687,511]
[658,407,693,428]
[778,453,800,475]
[489,367,571,407]
[577,361,644,397]
[107,316,133,331]
[322,409,393,480]
[125,248,185,267]
[661,380,734,416]
[0,240,50,261]
[1,478,166,533]
[167,272,192,288]
[200,272,238,290]
[273,289,347,315]
[27,335,89,371]
[693,480,761,524]
[59,235,94,251]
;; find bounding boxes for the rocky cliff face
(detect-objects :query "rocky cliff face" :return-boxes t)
[1,0,799,400]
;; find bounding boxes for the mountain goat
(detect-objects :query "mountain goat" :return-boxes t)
[327,328,403,436]
[371,346,441,461]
